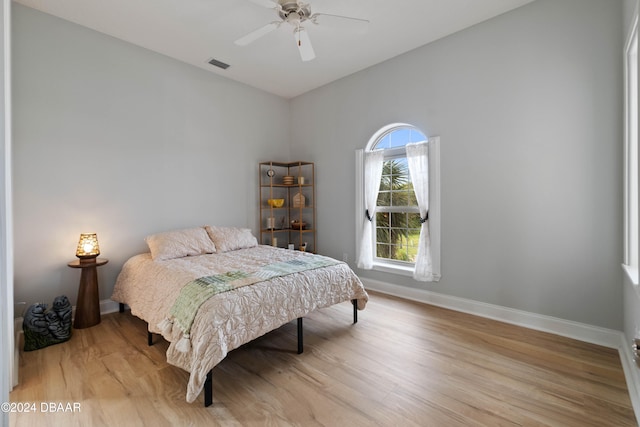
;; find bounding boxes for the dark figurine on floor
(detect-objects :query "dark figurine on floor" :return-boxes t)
[23,295,72,351]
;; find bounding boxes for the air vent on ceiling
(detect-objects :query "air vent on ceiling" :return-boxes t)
[207,58,230,70]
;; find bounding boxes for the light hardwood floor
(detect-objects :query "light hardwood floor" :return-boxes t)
[10,291,637,426]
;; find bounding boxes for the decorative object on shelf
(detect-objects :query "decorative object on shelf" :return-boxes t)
[267,198,285,208]
[291,220,306,230]
[282,175,295,185]
[300,242,307,252]
[266,217,276,229]
[23,295,72,351]
[266,169,275,177]
[76,233,100,262]
[298,176,305,185]
[272,237,278,247]
[293,191,306,208]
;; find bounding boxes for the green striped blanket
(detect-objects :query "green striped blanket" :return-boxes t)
[161,254,341,352]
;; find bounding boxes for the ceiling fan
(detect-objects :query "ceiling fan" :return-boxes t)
[235,0,369,62]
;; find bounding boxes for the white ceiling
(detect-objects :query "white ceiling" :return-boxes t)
[14,0,536,99]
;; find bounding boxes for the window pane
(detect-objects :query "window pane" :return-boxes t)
[382,159,410,208]
[377,134,390,149]
[408,212,422,229]
[390,188,414,207]
[388,212,406,229]
[376,212,389,228]
[390,128,410,147]
[377,191,390,206]
[376,243,390,259]
[379,174,391,191]
[409,128,427,143]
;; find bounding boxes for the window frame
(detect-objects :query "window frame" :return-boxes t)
[624,8,639,285]
[355,123,440,279]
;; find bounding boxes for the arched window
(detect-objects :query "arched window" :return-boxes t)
[355,123,440,282]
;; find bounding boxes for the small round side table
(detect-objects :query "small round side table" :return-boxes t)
[67,258,108,329]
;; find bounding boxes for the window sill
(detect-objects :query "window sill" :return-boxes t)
[371,261,415,277]
[623,263,639,286]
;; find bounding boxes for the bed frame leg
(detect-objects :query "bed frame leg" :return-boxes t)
[352,299,358,324]
[204,370,213,407]
[144,322,154,346]
[297,317,303,354]
[119,303,124,313]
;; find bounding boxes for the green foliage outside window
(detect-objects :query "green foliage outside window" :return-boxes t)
[375,159,421,262]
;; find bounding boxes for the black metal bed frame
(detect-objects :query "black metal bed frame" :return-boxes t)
[119,299,359,407]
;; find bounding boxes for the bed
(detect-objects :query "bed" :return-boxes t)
[110,226,368,406]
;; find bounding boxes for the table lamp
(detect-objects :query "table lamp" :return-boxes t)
[76,233,100,263]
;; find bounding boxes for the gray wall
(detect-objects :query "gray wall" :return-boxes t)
[290,0,624,329]
[12,4,290,306]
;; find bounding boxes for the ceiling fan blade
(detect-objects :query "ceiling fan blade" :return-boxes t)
[294,27,315,62]
[246,0,279,8]
[310,13,369,32]
[235,22,281,46]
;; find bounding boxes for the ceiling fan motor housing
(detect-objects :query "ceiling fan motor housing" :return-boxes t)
[278,1,312,24]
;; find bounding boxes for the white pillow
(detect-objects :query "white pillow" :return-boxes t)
[204,226,258,253]
[145,227,216,261]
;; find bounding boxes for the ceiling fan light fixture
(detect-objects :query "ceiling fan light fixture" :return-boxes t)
[286,11,302,25]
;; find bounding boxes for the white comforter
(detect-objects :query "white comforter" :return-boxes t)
[111,245,368,403]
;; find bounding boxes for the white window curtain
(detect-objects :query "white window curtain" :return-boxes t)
[406,142,436,281]
[357,150,384,269]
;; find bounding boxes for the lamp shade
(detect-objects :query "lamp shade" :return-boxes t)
[76,233,100,258]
